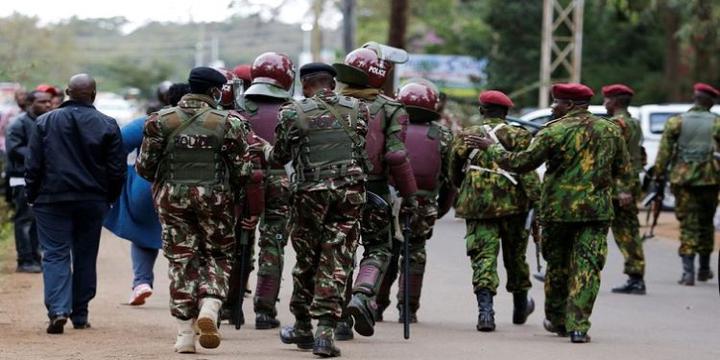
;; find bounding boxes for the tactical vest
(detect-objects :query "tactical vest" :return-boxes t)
[677,111,716,163]
[365,95,403,177]
[244,100,284,145]
[292,96,365,182]
[157,107,228,185]
[405,123,441,192]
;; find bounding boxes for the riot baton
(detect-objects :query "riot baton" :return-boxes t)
[233,227,251,330]
[401,213,412,340]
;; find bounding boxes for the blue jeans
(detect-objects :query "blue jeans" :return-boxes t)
[13,186,40,265]
[131,243,158,289]
[35,201,108,324]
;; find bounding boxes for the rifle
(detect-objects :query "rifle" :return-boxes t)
[641,178,666,241]
[526,209,545,282]
[232,227,251,330]
[401,213,412,340]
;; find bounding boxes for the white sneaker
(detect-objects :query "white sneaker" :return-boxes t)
[197,298,222,349]
[128,284,152,306]
[174,319,196,353]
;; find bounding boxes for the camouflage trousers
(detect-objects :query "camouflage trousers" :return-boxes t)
[672,185,719,256]
[465,214,532,294]
[155,183,236,320]
[289,184,365,321]
[254,171,291,316]
[377,197,438,313]
[610,200,645,276]
[542,221,609,333]
[352,180,393,295]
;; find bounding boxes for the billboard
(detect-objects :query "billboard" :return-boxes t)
[396,54,486,98]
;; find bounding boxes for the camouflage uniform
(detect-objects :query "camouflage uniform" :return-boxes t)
[608,110,645,277]
[339,89,414,314]
[136,94,250,320]
[379,122,453,315]
[485,108,632,333]
[235,97,292,319]
[451,119,540,294]
[273,90,369,333]
[654,106,720,257]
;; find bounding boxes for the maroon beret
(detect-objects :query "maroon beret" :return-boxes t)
[694,82,719,98]
[35,84,59,96]
[478,90,514,108]
[551,83,594,101]
[233,64,252,82]
[601,84,634,97]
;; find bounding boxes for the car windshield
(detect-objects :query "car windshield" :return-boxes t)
[649,112,679,134]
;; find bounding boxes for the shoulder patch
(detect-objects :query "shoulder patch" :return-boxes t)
[299,98,319,113]
[337,96,357,109]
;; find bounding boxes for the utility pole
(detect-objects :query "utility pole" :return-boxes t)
[195,23,206,67]
[539,0,585,108]
[342,0,356,54]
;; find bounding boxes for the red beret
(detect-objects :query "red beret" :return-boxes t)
[694,82,719,98]
[35,84,59,96]
[478,90,514,108]
[551,83,594,101]
[601,84,634,97]
[233,64,252,82]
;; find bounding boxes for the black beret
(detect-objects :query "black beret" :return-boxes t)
[300,62,337,79]
[188,67,227,92]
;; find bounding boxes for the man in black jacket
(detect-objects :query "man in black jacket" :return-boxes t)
[25,74,126,334]
[5,90,52,273]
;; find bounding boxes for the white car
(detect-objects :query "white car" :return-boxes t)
[94,92,141,128]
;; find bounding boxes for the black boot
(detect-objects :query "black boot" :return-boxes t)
[334,318,354,341]
[313,324,341,358]
[255,312,280,329]
[512,291,535,324]
[280,324,314,350]
[475,289,495,332]
[679,255,695,286]
[697,254,714,281]
[397,307,418,324]
[611,275,647,295]
[347,294,376,337]
[543,319,568,337]
[570,331,591,343]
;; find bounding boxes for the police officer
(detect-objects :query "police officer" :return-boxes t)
[466,83,633,343]
[375,81,455,323]
[277,63,369,358]
[602,84,647,294]
[136,67,250,353]
[233,53,296,330]
[333,43,418,339]
[654,83,720,285]
[450,90,539,331]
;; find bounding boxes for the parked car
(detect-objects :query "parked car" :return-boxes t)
[94,92,141,128]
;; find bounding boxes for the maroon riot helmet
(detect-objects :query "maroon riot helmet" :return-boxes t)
[245,52,295,99]
[214,67,244,110]
[397,80,440,122]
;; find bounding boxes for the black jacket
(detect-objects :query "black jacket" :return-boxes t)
[25,100,126,204]
[4,111,37,178]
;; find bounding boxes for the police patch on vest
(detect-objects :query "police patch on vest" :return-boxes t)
[308,115,342,129]
[175,134,214,149]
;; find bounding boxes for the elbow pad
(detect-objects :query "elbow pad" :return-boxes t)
[385,150,418,197]
[244,170,265,217]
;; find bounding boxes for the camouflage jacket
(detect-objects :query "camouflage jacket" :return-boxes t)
[486,109,632,222]
[136,94,251,193]
[451,118,541,219]
[654,106,720,186]
[272,89,370,192]
[609,110,643,196]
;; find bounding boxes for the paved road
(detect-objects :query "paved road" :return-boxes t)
[0,213,718,360]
